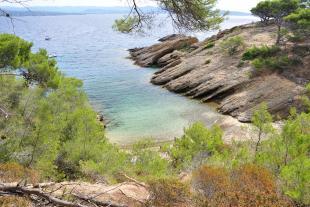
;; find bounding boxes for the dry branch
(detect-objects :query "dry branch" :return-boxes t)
[72,193,127,207]
[0,183,127,207]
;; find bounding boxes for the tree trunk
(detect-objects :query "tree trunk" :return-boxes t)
[276,24,282,45]
[255,129,262,152]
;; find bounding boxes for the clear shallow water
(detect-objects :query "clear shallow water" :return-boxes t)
[0,14,257,143]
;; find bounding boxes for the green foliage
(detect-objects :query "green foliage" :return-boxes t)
[251,0,300,44]
[280,156,310,204]
[24,49,62,88]
[285,8,310,28]
[203,41,215,50]
[285,8,310,40]
[237,60,245,68]
[242,45,301,75]
[178,42,194,53]
[301,83,310,111]
[252,103,274,152]
[114,0,224,33]
[1,34,310,206]
[130,140,170,178]
[251,1,273,23]
[220,36,245,56]
[0,34,32,70]
[251,55,299,72]
[0,35,123,181]
[112,16,140,33]
[256,111,310,204]
[0,34,61,88]
[167,122,223,170]
[242,45,280,61]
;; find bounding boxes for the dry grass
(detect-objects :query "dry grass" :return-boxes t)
[0,196,31,207]
[0,162,40,184]
[192,164,294,207]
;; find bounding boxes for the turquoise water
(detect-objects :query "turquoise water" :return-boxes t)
[0,14,257,143]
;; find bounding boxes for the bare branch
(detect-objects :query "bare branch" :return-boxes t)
[0,183,88,207]
[0,182,128,207]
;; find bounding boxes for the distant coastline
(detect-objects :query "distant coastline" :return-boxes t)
[1,6,251,17]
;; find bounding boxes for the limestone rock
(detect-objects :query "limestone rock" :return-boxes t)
[129,35,198,67]
[130,23,309,122]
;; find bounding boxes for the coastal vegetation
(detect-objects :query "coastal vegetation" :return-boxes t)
[0,35,310,206]
[112,0,225,33]
[0,0,310,206]
[220,36,245,56]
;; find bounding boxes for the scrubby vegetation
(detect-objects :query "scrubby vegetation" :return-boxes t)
[1,0,309,205]
[242,45,281,61]
[220,36,245,56]
[251,0,300,44]
[203,41,215,50]
[240,0,309,76]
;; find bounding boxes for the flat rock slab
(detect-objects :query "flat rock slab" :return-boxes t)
[130,23,309,122]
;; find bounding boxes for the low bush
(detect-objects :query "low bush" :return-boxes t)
[204,41,215,50]
[242,45,280,61]
[252,55,299,72]
[131,140,171,178]
[237,60,245,68]
[166,122,224,170]
[179,42,194,53]
[192,164,294,207]
[148,177,191,207]
[192,166,231,206]
[220,36,245,56]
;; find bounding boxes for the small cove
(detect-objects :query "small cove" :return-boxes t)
[0,14,257,143]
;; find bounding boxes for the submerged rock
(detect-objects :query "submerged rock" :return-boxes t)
[130,23,309,122]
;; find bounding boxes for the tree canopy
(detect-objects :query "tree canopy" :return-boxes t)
[251,0,303,44]
[113,0,225,33]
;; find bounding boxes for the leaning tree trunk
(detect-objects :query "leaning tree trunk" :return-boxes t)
[276,23,282,45]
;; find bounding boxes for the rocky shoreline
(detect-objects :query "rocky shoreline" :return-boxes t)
[129,23,309,122]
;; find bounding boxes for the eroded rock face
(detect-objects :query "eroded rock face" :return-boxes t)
[129,35,198,67]
[129,23,309,122]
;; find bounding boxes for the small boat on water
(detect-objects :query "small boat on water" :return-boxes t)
[45,36,51,41]
[48,54,57,58]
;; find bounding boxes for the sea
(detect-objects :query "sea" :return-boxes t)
[0,13,257,143]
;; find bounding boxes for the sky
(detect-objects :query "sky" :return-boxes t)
[2,0,262,12]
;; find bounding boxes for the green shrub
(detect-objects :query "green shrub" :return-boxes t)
[252,55,299,72]
[131,140,171,178]
[257,112,310,205]
[179,42,194,53]
[205,59,211,64]
[242,45,280,61]
[112,16,139,33]
[166,122,224,170]
[220,36,245,56]
[237,60,245,68]
[204,41,215,50]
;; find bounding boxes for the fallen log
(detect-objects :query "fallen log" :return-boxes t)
[0,183,126,207]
